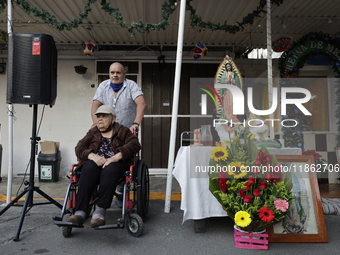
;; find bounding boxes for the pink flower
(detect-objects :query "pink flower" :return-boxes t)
[274,198,289,212]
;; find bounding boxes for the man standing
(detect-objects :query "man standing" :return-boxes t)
[91,62,146,132]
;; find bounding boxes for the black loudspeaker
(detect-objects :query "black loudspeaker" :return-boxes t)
[7,33,57,105]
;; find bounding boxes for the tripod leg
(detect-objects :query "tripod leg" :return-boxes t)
[35,187,63,209]
[0,189,29,216]
[13,189,33,241]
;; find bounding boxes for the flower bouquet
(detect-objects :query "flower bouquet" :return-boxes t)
[209,129,295,234]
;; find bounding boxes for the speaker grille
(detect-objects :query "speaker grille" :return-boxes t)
[7,33,57,105]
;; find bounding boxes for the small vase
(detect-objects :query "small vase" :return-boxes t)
[201,125,213,146]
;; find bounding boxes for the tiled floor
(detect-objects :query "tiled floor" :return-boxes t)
[319,183,340,198]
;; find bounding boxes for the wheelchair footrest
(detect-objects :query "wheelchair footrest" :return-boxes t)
[53,221,84,228]
[94,222,124,230]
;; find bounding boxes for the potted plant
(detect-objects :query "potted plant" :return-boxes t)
[209,129,294,248]
[74,65,87,74]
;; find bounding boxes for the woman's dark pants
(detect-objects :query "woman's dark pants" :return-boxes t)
[75,160,129,214]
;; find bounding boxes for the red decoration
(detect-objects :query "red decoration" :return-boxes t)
[272,37,292,52]
[193,42,208,60]
[82,40,97,56]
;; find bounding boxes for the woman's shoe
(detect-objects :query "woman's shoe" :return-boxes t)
[68,215,85,225]
[90,218,106,228]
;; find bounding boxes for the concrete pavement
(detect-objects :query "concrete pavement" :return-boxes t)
[1,177,340,255]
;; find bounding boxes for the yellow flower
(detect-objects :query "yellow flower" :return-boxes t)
[235,211,252,228]
[233,136,239,143]
[228,162,247,179]
[211,147,229,162]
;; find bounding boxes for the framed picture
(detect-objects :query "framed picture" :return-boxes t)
[335,147,340,165]
[267,155,328,243]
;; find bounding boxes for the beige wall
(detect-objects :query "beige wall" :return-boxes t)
[0,59,96,177]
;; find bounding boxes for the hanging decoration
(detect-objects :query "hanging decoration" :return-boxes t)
[278,32,340,149]
[0,0,284,35]
[82,40,97,56]
[272,37,292,52]
[193,42,208,60]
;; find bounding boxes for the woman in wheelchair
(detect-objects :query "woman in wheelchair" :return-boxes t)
[68,105,141,228]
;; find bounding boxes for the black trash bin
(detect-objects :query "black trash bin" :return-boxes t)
[37,151,61,182]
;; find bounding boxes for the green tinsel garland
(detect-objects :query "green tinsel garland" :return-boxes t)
[0,0,283,35]
[279,32,340,149]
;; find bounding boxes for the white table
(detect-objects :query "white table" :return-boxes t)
[173,146,228,224]
[173,146,302,225]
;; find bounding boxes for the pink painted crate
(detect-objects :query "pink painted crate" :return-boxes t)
[234,228,268,250]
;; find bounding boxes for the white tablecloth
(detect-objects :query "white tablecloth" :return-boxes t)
[173,146,228,223]
[172,146,302,223]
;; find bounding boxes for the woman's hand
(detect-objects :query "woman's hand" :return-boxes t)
[102,152,123,168]
[88,153,106,166]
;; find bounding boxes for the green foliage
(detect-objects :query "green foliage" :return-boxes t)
[0,0,283,36]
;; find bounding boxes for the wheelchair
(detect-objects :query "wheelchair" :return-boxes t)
[53,149,149,238]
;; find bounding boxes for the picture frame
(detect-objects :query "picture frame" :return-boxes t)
[335,147,340,165]
[267,155,328,243]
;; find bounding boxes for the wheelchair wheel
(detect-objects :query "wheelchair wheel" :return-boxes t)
[126,213,143,237]
[137,159,149,221]
[62,213,73,238]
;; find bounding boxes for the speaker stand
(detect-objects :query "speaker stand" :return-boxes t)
[0,104,62,241]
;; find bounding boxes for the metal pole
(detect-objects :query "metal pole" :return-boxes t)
[164,0,186,213]
[6,0,13,205]
[267,0,274,139]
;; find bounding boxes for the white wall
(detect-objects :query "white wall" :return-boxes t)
[0,59,97,177]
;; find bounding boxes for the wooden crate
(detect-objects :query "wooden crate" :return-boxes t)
[234,227,268,250]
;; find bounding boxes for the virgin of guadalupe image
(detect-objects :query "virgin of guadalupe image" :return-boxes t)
[214,56,243,137]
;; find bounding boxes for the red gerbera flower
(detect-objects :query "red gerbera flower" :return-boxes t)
[258,206,275,223]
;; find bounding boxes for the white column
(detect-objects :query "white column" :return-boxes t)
[6,0,13,205]
[267,0,274,139]
[164,0,186,213]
